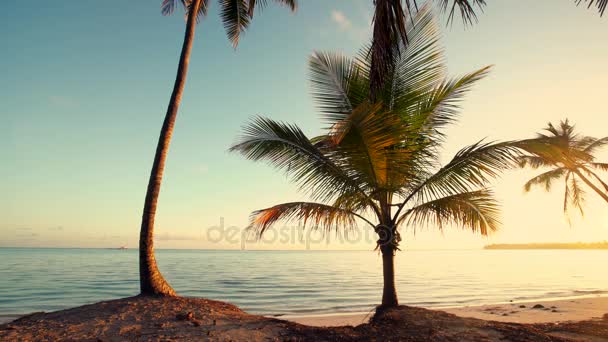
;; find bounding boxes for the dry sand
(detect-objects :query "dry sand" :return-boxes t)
[285,296,608,327]
[1,296,607,341]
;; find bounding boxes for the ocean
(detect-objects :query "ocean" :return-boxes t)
[0,248,606,321]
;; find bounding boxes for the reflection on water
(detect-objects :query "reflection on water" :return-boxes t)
[0,248,606,317]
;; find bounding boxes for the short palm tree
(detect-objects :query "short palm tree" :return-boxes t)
[231,8,525,309]
[139,0,297,296]
[520,120,608,216]
[369,0,606,98]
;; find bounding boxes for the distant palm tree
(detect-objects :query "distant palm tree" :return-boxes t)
[139,0,297,296]
[520,120,608,216]
[369,0,606,99]
[231,8,526,309]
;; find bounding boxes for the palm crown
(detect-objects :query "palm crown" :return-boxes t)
[369,0,606,98]
[162,0,296,47]
[230,7,529,307]
[520,119,608,215]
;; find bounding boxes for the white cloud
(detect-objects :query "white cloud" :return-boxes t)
[331,10,352,31]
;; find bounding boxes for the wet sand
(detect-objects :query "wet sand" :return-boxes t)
[285,296,608,327]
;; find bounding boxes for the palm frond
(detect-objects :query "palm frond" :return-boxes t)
[385,4,446,114]
[523,167,567,192]
[308,52,359,123]
[518,155,555,169]
[576,0,608,16]
[221,0,251,48]
[583,137,608,154]
[369,0,410,99]
[161,0,186,16]
[404,140,521,205]
[398,189,500,236]
[438,0,487,25]
[248,0,297,17]
[248,202,362,238]
[161,0,209,18]
[229,116,373,204]
[328,101,414,189]
[409,65,491,138]
[591,162,608,172]
[569,175,586,216]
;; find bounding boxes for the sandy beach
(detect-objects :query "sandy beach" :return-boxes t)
[285,296,608,327]
[2,295,607,341]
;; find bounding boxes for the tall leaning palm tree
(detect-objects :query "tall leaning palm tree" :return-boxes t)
[139,0,297,296]
[231,8,525,309]
[369,0,606,98]
[520,119,608,216]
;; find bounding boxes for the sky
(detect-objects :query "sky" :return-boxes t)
[1,0,607,250]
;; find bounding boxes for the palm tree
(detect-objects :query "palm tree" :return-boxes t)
[369,0,606,99]
[520,119,608,216]
[230,8,525,309]
[139,0,297,296]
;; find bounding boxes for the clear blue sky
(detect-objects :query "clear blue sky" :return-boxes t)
[2,0,607,249]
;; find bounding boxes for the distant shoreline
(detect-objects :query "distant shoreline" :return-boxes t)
[484,242,608,250]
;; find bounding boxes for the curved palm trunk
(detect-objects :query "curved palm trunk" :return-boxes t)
[574,170,608,203]
[380,244,399,308]
[139,0,202,296]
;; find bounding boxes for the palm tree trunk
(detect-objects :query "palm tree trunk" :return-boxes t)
[574,170,608,203]
[380,244,399,308]
[139,0,202,296]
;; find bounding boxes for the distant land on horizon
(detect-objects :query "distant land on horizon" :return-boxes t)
[484,242,608,250]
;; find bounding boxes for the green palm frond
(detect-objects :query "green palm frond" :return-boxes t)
[523,168,567,192]
[229,116,375,204]
[220,0,251,48]
[309,52,357,121]
[370,0,410,98]
[384,11,445,119]
[328,102,421,191]
[374,4,445,112]
[411,66,491,138]
[404,140,521,205]
[247,202,366,238]
[398,189,500,236]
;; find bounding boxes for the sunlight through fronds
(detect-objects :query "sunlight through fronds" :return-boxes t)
[231,9,547,246]
[248,202,365,239]
[398,189,500,236]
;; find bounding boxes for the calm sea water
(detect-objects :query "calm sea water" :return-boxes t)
[0,248,606,320]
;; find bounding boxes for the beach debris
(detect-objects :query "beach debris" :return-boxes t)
[551,309,558,313]
[532,304,545,309]
[519,305,526,308]
[502,313,509,316]
[212,319,217,326]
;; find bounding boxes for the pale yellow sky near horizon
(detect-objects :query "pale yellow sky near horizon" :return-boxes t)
[2,1,607,250]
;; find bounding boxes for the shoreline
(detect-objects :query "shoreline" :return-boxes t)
[1,296,606,341]
[2,294,607,327]
[282,295,608,327]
